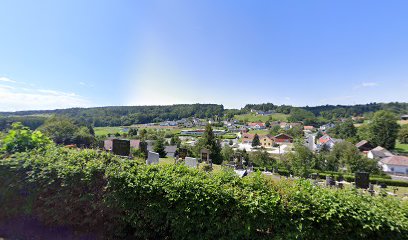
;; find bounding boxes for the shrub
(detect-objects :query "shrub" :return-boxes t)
[1,147,408,239]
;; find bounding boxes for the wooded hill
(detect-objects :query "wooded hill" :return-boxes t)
[1,102,407,129]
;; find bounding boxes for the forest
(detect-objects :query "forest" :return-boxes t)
[1,102,408,130]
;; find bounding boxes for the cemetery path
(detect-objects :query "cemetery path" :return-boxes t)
[0,216,98,240]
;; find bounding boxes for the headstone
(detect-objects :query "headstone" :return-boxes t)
[234,169,248,178]
[111,139,130,156]
[139,141,148,159]
[311,173,319,180]
[185,157,198,168]
[368,183,375,196]
[179,148,188,160]
[200,148,211,163]
[355,172,370,189]
[146,151,159,165]
[380,183,387,189]
[326,176,335,187]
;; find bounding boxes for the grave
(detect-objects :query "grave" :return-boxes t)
[106,139,130,156]
[355,172,370,189]
[326,176,335,187]
[146,151,160,165]
[200,148,211,163]
[179,148,188,160]
[185,157,198,168]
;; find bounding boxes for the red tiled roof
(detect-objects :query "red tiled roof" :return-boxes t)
[248,122,265,127]
[381,156,408,166]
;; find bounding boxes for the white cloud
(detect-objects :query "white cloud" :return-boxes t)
[361,82,379,87]
[79,81,86,86]
[0,83,91,112]
[0,85,15,91]
[0,77,17,83]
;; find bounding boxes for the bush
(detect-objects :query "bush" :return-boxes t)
[1,147,408,239]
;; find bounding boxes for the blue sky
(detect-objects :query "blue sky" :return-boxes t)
[1,0,408,111]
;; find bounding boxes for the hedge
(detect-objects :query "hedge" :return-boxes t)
[1,146,408,239]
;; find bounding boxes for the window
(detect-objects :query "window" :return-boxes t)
[391,167,394,172]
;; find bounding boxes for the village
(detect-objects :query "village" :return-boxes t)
[98,110,408,198]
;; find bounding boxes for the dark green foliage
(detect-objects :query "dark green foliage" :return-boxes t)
[398,125,408,144]
[0,104,224,127]
[38,116,95,147]
[252,133,260,147]
[249,150,275,168]
[284,143,314,177]
[328,119,357,140]
[153,138,167,158]
[368,110,400,149]
[1,147,408,239]
[198,124,222,164]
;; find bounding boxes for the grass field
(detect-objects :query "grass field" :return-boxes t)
[234,113,289,123]
[395,141,408,154]
[94,126,127,136]
[246,129,270,135]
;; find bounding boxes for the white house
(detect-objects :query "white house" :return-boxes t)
[367,146,393,160]
[379,155,408,175]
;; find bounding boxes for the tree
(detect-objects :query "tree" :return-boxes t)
[328,119,357,140]
[153,138,167,158]
[357,124,370,141]
[252,134,260,147]
[1,122,51,153]
[74,126,94,147]
[284,143,314,177]
[38,116,79,145]
[269,125,281,136]
[398,125,408,144]
[249,150,275,168]
[368,111,400,149]
[170,135,181,147]
[221,145,234,162]
[201,124,222,164]
[329,141,380,174]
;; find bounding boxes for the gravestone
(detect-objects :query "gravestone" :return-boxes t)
[200,148,211,163]
[311,173,319,180]
[355,172,370,189]
[179,148,188,160]
[368,183,375,196]
[326,176,335,187]
[146,151,160,165]
[109,139,130,156]
[185,157,198,168]
[139,141,148,159]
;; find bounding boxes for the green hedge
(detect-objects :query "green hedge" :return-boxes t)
[1,147,408,239]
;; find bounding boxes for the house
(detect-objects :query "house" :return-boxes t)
[379,155,408,175]
[248,122,266,130]
[274,133,293,143]
[304,126,315,131]
[318,134,343,150]
[367,146,393,160]
[401,115,408,120]
[319,123,335,131]
[355,140,374,152]
[280,122,290,130]
[259,134,275,148]
[241,133,255,144]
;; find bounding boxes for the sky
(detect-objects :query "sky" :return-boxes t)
[1,0,408,111]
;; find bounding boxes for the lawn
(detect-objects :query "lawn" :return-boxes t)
[234,113,289,123]
[94,126,127,136]
[395,141,408,154]
[246,129,270,135]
